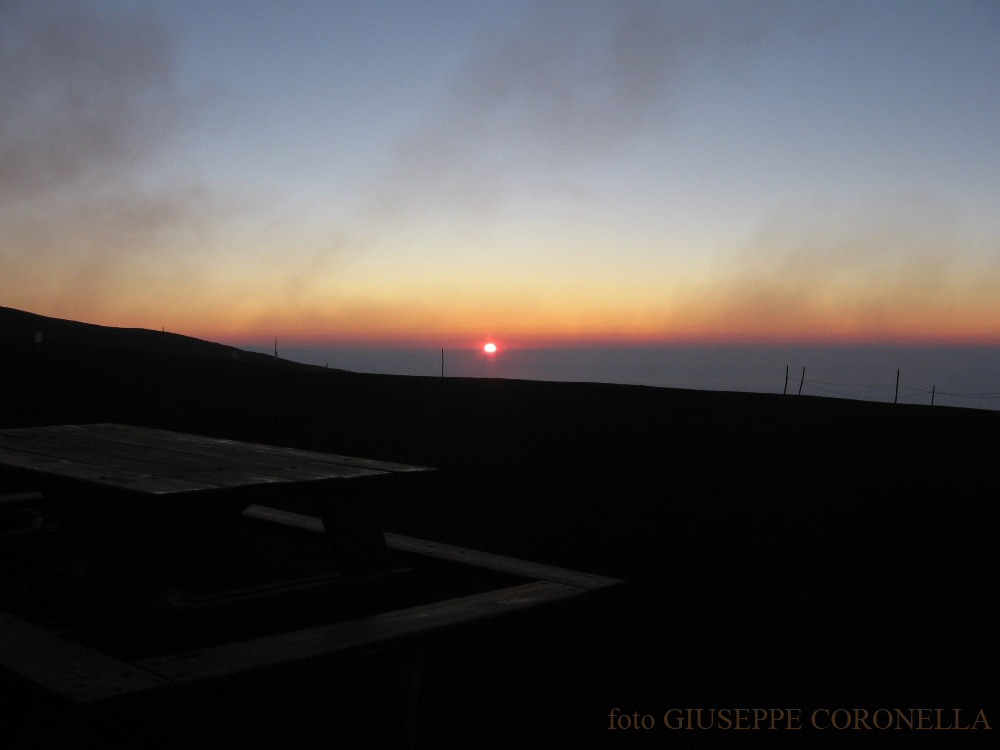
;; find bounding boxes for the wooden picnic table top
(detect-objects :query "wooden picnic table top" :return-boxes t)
[0,424,436,609]
[0,423,432,503]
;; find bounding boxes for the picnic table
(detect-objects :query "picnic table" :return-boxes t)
[0,423,622,743]
[0,423,431,618]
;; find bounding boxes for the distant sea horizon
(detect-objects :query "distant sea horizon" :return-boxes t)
[229,343,1000,412]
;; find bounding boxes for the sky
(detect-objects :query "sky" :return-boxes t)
[3,0,1000,354]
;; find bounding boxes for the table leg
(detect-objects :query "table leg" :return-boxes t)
[58,500,174,621]
[312,480,390,576]
[394,645,427,749]
[49,493,250,622]
[338,645,426,749]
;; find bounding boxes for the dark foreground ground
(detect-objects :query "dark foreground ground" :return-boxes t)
[2,321,998,745]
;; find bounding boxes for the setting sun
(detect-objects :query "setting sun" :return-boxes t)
[484,343,497,354]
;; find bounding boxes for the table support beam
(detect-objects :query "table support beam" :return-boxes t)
[313,481,390,576]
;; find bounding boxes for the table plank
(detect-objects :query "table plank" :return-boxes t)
[241,505,625,591]
[385,534,624,591]
[0,609,168,703]
[136,581,587,685]
[0,439,394,505]
[0,429,379,486]
[0,435,290,495]
[0,444,216,494]
[62,424,433,474]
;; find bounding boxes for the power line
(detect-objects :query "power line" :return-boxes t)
[805,379,897,388]
[801,383,895,401]
[788,369,1000,404]
[936,391,1000,399]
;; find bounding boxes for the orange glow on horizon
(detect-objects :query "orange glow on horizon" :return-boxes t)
[53,314,1000,350]
[13,284,1000,350]
[198,319,1000,350]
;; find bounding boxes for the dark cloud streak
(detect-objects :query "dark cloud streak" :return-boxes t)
[0,0,185,207]
[696,192,996,335]
[0,0,228,319]
[365,0,796,220]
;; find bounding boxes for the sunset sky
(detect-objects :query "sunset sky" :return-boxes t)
[3,0,1000,350]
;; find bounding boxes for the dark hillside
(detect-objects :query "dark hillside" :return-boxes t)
[0,306,327,370]
[2,311,997,744]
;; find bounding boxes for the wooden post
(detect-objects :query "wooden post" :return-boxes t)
[894,369,899,404]
[931,385,935,406]
[274,337,278,358]
[441,348,444,377]
[797,366,805,395]
[314,483,390,575]
[783,365,789,395]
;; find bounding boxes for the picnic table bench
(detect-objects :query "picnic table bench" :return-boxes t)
[0,424,623,744]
